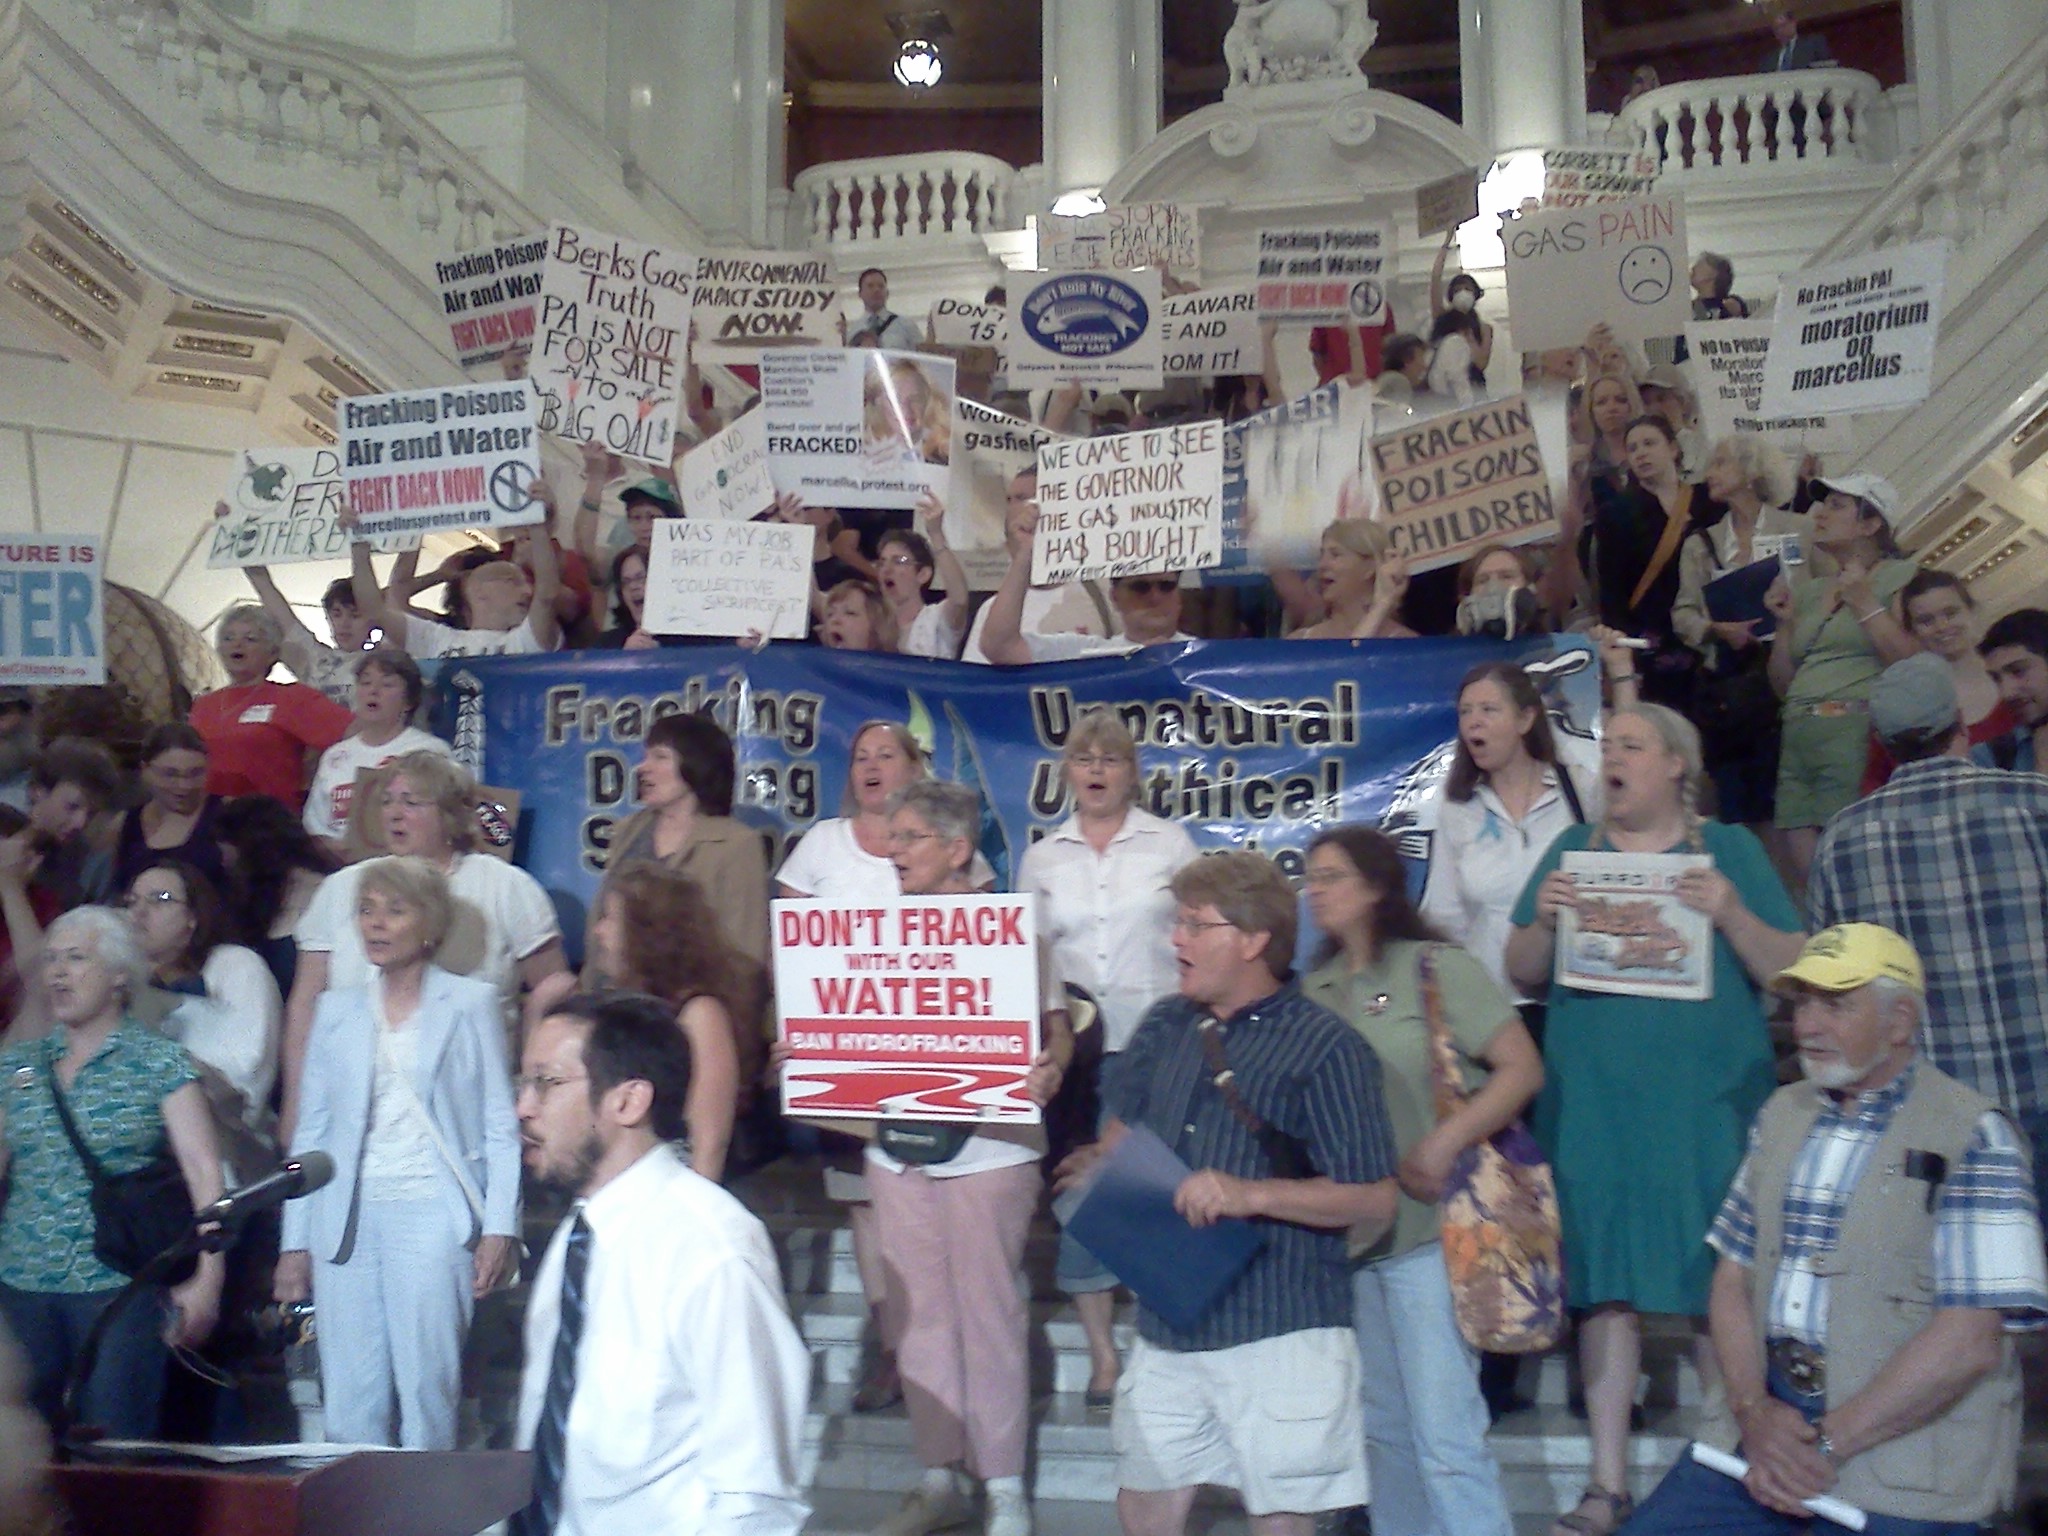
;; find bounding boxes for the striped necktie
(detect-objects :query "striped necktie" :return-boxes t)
[513,1212,592,1536]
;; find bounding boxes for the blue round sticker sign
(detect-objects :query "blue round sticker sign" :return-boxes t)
[1020,274,1150,360]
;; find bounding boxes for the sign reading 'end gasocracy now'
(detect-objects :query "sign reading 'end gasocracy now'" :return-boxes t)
[1033,420,1224,586]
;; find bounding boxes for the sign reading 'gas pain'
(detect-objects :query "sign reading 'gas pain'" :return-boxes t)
[773,895,1043,1124]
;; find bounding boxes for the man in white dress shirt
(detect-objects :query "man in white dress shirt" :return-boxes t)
[513,992,811,1536]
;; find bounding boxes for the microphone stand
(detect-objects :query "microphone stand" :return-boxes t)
[52,1218,240,1460]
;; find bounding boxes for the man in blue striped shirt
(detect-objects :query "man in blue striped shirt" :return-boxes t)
[1091,851,1398,1536]
[1624,924,2046,1535]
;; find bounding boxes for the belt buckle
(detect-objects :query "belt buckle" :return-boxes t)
[1770,1339,1826,1394]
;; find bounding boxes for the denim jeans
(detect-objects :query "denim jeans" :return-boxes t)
[0,1281,169,1438]
[1622,1361,1988,1535]
[1351,1241,1515,1536]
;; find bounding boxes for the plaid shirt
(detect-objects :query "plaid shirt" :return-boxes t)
[1710,1064,2048,1344]
[1808,758,2048,1120]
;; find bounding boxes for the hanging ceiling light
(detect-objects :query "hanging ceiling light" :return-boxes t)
[893,38,944,89]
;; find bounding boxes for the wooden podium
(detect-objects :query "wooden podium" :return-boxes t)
[53,1447,532,1536]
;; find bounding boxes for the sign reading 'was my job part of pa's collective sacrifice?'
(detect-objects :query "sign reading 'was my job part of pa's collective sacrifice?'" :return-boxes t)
[339,385,542,540]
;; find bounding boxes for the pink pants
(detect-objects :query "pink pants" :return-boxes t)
[866,1157,1039,1478]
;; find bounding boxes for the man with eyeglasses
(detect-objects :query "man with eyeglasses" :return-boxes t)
[1059,851,1398,1536]
[512,990,810,1536]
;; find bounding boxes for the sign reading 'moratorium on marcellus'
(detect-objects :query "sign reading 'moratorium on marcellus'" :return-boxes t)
[1759,239,1947,417]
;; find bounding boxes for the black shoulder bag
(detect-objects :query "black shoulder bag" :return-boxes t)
[1195,1018,1315,1180]
[47,1075,198,1284]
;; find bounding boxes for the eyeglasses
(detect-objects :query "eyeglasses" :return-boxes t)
[887,828,941,848]
[1117,579,1179,597]
[514,1072,588,1099]
[1170,916,1237,937]
[123,890,187,909]
[1068,754,1129,771]
[880,553,921,568]
[1302,869,1361,889]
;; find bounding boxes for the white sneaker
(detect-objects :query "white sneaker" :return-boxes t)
[983,1487,1032,1536]
[873,1476,978,1536]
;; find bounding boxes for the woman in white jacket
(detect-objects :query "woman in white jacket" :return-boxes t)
[273,856,521,1450]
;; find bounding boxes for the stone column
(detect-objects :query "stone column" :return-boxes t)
[1043,0,1163,204]
[1459,0,1586,157]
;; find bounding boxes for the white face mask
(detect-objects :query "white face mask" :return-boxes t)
[1451,290,1477,313]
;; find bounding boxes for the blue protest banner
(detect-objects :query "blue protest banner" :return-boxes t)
[432,635,1599,964]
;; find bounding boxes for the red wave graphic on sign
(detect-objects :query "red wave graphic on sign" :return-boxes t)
[787,1066,1031,1118]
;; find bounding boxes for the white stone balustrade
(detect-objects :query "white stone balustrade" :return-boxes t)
[61,0,534,252]
[1614,68,1888,178]
[791,152,1019,246]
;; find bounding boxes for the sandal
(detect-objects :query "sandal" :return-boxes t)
[1551,1485,1634,1536]
[851,1342,903,1413]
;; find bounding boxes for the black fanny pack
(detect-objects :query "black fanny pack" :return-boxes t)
[876,1121,973,1166]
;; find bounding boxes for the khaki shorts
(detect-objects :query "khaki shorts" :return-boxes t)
[1112,1328,1367,1516]
[1775,710,1870,829]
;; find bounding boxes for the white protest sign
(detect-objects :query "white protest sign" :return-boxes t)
[1416,170,1481,239]
[929,298,1009,350]
[642,518,811,640]
[1044,202,1199,275]
[690,250,837,352]
[773,895,1044,1124]
[1503,194,1692,352]
[0,537,103,686]
[1033,420,1224,586]
[948,400,1071,589]
[1555,852,1714,1001]
[1214,383,1377,578]
[1370,396,1555,574]
[679,409,777,522]
[1759,240,1947,417]
[761,349,957,510]
[530,222,695,464]
[1007,269,1164,389]
[1255,224,1391,325]
[339,384,542,539]
[1542,148,1661,207]
[211,449,413,567]
[435,233,548,371]
[1686,319,1854,452]
[1160,286,1262,377]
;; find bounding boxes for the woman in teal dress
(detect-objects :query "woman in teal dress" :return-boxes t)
[1505,703,1804,1536]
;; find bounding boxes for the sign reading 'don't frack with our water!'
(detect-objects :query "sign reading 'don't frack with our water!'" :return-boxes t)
[0,536,103,686]
[1033,419,1224,586]
[1759,239,1947,417]
[1007,268,1164,389]
[339,384,542,539]
[1255,224,1391,325]
[773,895,1044,1124]
[435,233,548,371]
[530,222,695,465]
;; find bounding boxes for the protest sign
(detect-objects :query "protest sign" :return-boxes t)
[1416,170,1481,239]
[761,348,957,510]
[642,518,810,641]
[949,399,1071,588]
[1758,240,1947,417]
[1213,383,1377,578]
[1686,319,1854,452]
[679,408,777,522]
[0,537,103,686]
[689,250,837,352]
[1370,396,1554,573]
[339,384,543,539]
[1555,852,1714,1001]
[1160,286,1261,377]
[1255,225,1391,325]
[435,233,548,371]
[1503,193,1692,351]
[772,895,1043,1124]
[1044,202,1199,275]
[1007,269,1164,390]
[530,222,695,464]
[209,449,414,567]
[929,297,1009,350]
[1542,148,1661,207]
[1033,420,1224,586]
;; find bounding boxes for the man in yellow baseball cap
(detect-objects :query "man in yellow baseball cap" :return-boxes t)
[1621,919,2048,1534]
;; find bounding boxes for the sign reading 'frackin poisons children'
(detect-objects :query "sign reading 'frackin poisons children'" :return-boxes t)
[1006,269,1163,390]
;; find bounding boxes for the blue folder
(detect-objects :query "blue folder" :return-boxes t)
[1702,556,1783,638]
[1059,1124,1266,1333]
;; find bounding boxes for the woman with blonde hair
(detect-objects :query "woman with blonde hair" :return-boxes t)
[820,578,901,653]
[1286,519,1417,640]
[275,856,520,1449]
[1571,372,1645,501]
[1504,704,1803,1536]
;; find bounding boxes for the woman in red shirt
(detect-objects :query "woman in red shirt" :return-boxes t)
[188,606,352,811]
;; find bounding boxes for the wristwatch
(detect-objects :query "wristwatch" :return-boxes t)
[1815,1426,1840,1465]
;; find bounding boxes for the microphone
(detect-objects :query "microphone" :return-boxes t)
[195,1151,336,1227]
